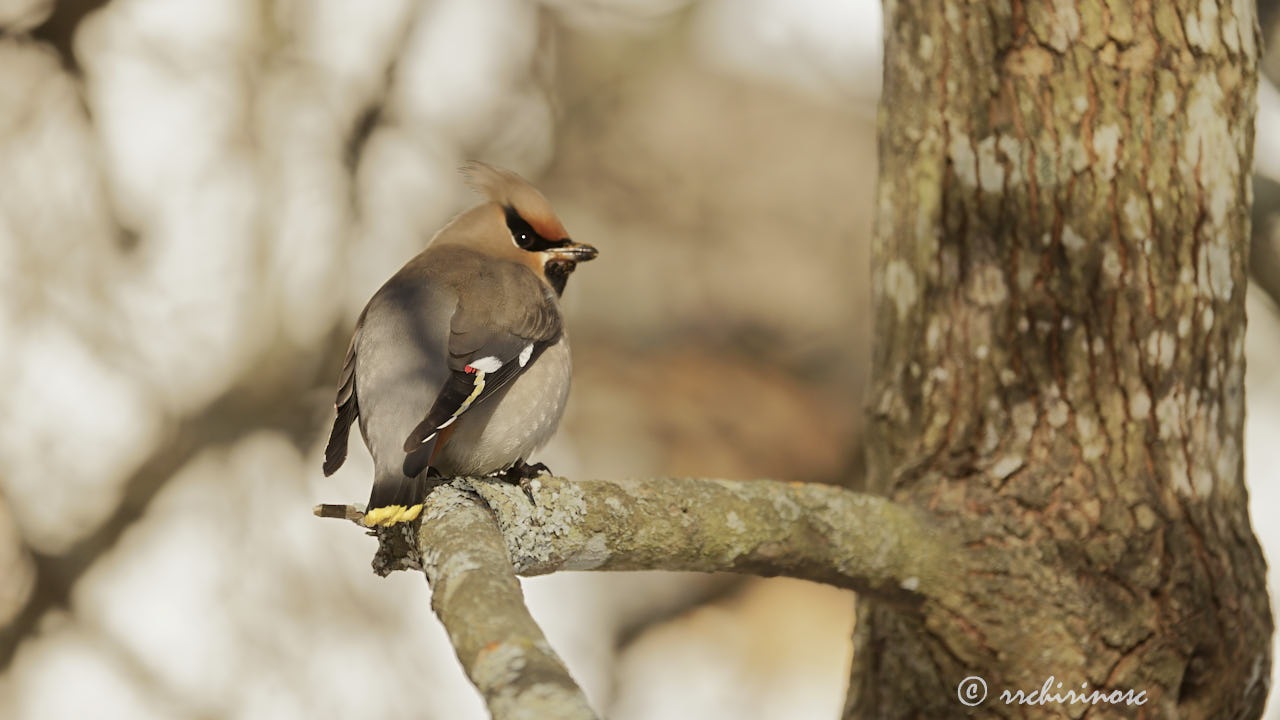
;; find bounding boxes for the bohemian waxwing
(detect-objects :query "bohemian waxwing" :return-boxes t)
[322,163,597,527]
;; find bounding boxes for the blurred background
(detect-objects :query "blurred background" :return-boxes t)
[0,1,1276,718]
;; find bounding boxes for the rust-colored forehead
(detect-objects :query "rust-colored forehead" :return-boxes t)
[518,203,568,241]
[462,162,568,240]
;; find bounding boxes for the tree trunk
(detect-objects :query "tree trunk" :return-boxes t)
[847,1,1273,717]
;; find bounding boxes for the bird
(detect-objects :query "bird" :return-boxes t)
[322,162,598,527]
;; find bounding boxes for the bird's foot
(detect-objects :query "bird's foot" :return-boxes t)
[504,459,551,504]
[508,459,552,480]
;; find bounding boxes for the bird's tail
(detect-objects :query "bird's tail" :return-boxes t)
[364,473,433,527]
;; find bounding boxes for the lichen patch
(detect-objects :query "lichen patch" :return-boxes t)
[1229,0,1257,57]
[1130,389,1152,419]
[1092,124,1120,181]
[885,259,919,320]
[726,510,746,534]
[562,533,610,571]
[473,641,528,689]
[992,455,1024,479]
[1155,390,1183,441]
[1076,414,1104,461]
[1011,401,1038,445]
[1146,330,1176,370]
[919,34,934,61]
[1184,0,1221,52]
[968,264,1009,306]
[1169,453,1193,496]
[1046,398,1070,428]
[977,136,1004,192]
[440,553,484,606]
[1041,0,1081,52]
[949,134,978,188]
[1199,234,1235,301]
[1123,194,1149,240]
[1184,73,1239,233]
[1061,225,1086,255]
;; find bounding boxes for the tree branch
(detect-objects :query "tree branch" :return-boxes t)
[317,475,959,717]
[466,476,954,602]
[415,485,598,720]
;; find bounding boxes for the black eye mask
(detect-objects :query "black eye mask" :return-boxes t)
[504,206,568,253]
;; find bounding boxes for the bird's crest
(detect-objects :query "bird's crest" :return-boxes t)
[461,162,568,241]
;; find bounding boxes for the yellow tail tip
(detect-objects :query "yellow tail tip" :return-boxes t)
[364,503,424,527]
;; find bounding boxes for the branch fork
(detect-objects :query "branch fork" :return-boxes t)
[317,475,953,719]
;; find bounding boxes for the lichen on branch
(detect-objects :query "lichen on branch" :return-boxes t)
[316,475,960,718]
[462,475,955,602]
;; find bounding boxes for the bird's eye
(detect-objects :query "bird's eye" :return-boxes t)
[505,207,539,250]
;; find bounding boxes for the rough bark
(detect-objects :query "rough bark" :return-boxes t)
[850,0,1272,718]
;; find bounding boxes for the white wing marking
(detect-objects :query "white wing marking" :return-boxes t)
[468,356,504,373]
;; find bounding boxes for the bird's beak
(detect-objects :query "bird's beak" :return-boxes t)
[547,241,598,262]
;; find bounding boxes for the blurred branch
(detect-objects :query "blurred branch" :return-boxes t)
[1265,0,1280,84]
[317,475,957,716]
[0,496,34,629]
[341,1,423,191]
[84,618,219,720]
[0,342,341,671]
[31,0,113,74]
[1254,175,1280,307]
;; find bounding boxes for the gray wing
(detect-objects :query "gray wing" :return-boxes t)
[340,269,458,481]
[401,263,562,474]
[322,307,366,476]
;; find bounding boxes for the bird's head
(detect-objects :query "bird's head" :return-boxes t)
[451,162,598,296]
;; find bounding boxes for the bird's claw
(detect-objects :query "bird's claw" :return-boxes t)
[522,461,552,478]
[517,476,539,505]
[505,459,552,481]
[502,459,550,504]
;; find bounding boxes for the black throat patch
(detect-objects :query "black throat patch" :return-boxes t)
[505,205,576,295]
[543,259,576,296]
